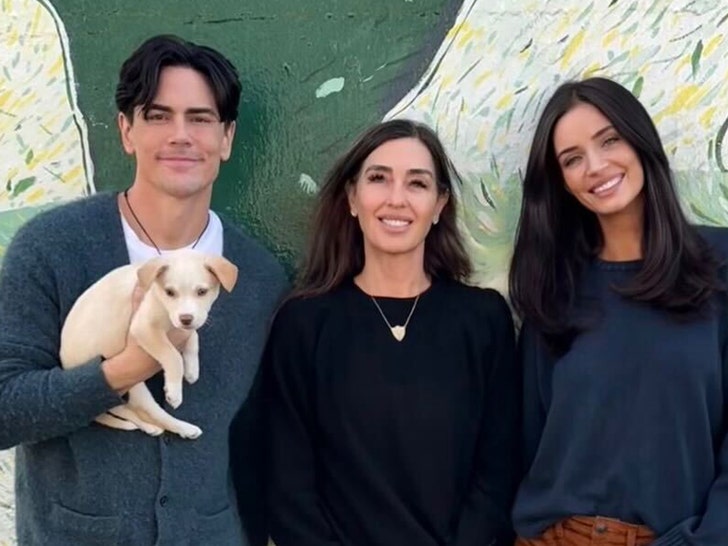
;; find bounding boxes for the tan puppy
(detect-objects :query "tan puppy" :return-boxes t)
[60,249,238,438]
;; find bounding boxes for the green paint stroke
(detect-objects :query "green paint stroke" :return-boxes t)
[632,76,644,98]
[719,182,728,201]
[691,40,703,78]
[315,77,346,98]
[690,202,714,224]
[11,177,35,198]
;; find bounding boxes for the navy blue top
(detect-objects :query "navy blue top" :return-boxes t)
[265,279,520,546]
[513,226,728,546]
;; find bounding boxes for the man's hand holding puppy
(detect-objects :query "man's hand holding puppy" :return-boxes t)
[102,284,190,395]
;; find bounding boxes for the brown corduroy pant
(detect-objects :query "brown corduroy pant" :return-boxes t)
[515,516,655,546]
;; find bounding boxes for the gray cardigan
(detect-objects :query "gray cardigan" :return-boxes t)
[0,192,288,545]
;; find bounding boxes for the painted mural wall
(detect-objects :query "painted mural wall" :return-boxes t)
[1,0,727,543]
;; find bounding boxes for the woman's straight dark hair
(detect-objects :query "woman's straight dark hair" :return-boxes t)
[295,118,472,298]
[509,76,722,353]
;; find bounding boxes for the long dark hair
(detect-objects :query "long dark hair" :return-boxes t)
[509,76,722,353]
[295,119,472,298]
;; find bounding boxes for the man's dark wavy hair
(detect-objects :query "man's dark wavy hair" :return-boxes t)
[115,34,241,124]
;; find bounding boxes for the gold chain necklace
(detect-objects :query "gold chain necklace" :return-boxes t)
[369,294,420,342]
[123,189,210,255]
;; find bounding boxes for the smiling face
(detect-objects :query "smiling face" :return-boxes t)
[347,137,448,265]
[118,65,235,200]
[553,101,645,223]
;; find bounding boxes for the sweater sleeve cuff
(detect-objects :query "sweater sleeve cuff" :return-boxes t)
[57,357,124,419]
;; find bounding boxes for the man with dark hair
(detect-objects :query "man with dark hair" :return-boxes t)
[0,35,286,545]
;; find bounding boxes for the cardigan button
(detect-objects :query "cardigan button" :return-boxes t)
[159,495,168,507]
[595,522,608,534]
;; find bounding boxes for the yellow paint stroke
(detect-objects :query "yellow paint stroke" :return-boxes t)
[700,106,716,128]
[674,55,691,74]
[654,85,706,123]
[582,62,602,78]
[561,29,585,69]
[474,69,493,88]
[455,21,479,48]
[439,74,455,91]
[602,28,620,48]
[33,141,68,167]
[12,92,36,112]
[496,93,513,109]
[49,55,63,77]
[555,11,575,35]
[415,94,432,110]
[477,131,488,151]
[6,27,18,45]
[703,35,723,58]
[5,167,18,182]
[25,187,46,204]
[446,21,466,40]
[65,165,83,184]
[30,5,42,36]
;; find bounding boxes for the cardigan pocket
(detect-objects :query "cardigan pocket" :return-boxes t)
[49,502,120,545]
[193,504,241,545]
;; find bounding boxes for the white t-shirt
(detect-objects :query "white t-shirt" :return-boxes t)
[121,210,224,265]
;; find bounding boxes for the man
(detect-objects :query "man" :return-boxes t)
[0,35,287,545]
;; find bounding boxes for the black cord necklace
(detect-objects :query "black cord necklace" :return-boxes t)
[123,189,210,255]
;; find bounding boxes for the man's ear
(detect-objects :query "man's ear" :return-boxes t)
[118,112,135,155]
[220,121,236,162]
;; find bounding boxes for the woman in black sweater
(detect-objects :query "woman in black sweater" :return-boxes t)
[509,77,728,545]
[265,119,520,546]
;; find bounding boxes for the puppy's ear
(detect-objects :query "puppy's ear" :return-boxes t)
[137,258,169,291]
[205,256,238,292]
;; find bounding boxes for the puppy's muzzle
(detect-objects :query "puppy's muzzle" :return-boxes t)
[179,314,194,328]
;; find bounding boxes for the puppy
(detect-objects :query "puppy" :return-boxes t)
[60,249,238,439]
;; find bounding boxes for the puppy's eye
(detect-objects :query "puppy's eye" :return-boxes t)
[164,288,177,298]
[197,288,209,296]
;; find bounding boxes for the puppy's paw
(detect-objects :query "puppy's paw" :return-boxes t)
[184,361,199,384]
[164,384,183,409]
[139,423,165,436]
[176,423,203,439]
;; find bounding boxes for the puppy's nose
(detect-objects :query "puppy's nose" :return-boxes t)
[179,314,194,327]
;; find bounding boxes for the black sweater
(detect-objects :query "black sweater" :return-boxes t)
[264,279,520,546]
[513,227,728,546]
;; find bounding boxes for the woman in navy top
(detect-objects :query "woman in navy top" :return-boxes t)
[509,77,728,545]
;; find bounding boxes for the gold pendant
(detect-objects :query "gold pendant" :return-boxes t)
[391,325,406,341]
